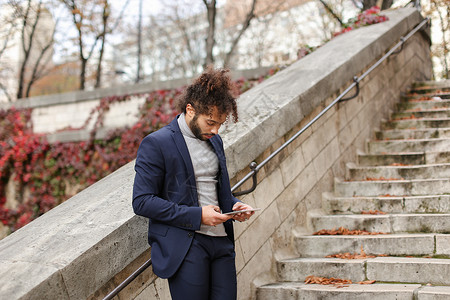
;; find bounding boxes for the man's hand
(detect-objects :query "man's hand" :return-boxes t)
[201,205,232,226]
[231,202,255,222]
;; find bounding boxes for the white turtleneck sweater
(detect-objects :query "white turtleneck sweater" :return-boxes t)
[178,113,227,237]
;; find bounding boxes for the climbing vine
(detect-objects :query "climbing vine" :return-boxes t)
[0,74,272,234]
[333,6,389,37]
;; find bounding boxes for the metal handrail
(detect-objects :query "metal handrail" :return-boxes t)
[231,17,430,196]
[103,258,152,300]
[102,17,429,300]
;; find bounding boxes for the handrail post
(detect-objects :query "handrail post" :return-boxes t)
[340,77,360,102]
[232,162,258,197]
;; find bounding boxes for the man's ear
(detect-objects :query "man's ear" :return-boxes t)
[186,104,195,118]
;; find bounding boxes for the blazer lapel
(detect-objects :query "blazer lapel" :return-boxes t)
[209,136,230,210]
[170,116,198,204]
[209,136,225,169]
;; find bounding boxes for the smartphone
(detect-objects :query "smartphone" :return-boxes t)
[223,208,261,215]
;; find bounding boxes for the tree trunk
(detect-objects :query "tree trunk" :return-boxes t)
[17,0,36,99]
[80,58,86,90]
[136,0,143,83]
[95,2,110,88]
[381,0,394,10]
[94,37,105,88]
[203,0,216,67]
[362,0,377,10]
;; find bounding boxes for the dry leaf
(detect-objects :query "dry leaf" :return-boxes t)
[357,280,376,284]
[313,227,388,236]
[304,275,376,286]
[365,177,402,181]
[361,210,386,215]
[326,245,385,259]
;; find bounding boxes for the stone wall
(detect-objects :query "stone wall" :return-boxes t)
[0,67,272,143]
[0,8,432,300]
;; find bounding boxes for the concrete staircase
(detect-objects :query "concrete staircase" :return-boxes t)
[257,80,450,299]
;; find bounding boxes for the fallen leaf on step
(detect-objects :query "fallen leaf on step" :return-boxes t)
[305,275,352,285]
[313,227,388,235]
[357,280,376,284]
[304,275,376,286]
[326,245,380,259]
[393,114,417,121]
[365,177,402,181]
[410,97,431,102]
[361,210,386,215]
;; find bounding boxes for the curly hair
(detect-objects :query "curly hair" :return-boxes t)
[177,66,239,122]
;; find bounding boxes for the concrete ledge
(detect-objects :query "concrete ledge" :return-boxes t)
[0,7,431,300]
[0,67,273,110]
[222,7,427,178]
[0,161,149,299]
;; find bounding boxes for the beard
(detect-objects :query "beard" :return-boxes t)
[189,114,214,141]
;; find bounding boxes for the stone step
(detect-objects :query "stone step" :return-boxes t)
[408,85,450,95]
[257,282,423,300]
[375,127,450,140]
[309,212,450,233]
[322,193,450,214]
[407,91,450,100]
[294,233,438,257]
[357,150,450,166]
[357,151,425,166]
[381,118,450,130]
[334,177,450,197]
[392,108,450,120]
[367,257,450,285]
[276,257,367,282]
[425,151,450,164]
[276,257,450,285]
[412,79,450,90]
[418,286,450,299]
[408,92,450,99]
[397,99,450,111]
[367,138,450,154]
[345,162,450,180]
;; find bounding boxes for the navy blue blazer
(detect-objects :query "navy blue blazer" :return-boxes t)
[133,115,240,278]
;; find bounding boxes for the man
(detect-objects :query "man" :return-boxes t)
[133,67,255,300]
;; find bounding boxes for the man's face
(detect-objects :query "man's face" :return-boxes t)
[186,105,227,141]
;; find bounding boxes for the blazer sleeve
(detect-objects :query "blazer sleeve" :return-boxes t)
[132,134,202,231]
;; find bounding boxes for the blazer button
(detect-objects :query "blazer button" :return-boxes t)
[188,232,193,238]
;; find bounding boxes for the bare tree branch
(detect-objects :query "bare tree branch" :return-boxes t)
[318,0,344,27]
[25,18,57,97]
[223,0,258,67]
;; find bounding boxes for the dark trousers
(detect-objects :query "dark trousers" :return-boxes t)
[168,233,237,300]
